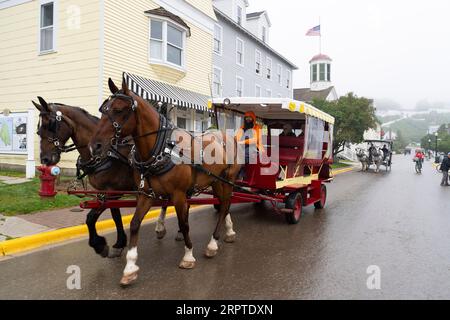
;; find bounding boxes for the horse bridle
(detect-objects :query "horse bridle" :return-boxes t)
[99,92,174,148]
[37,110,79,154]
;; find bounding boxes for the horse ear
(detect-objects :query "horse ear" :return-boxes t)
[121,77,129,95]
[37,96,51,112]
[32,100,43,112]
[108,78,119,94]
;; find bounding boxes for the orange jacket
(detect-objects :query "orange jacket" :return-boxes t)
[235,111,265,152]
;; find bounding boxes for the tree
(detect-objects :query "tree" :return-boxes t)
[313,93,378,156]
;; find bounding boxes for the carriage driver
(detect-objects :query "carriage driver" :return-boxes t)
[381,144,389,161]
[235,111,264,164]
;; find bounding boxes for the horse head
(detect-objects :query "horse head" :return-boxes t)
[90,78,145,158]
[33,97,76,165]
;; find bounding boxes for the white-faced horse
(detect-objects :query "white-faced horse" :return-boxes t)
[356,148,369,172]
[370,148,384,173]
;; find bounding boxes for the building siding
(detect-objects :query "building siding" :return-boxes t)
[102,0,214,101]
[213,12,293,99]
[0,0,101,167]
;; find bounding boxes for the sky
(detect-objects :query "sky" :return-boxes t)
[247,0,450,109]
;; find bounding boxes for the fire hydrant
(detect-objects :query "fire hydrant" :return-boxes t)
[37,165,61,198]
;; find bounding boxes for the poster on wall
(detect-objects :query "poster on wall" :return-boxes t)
[0,112,28,154]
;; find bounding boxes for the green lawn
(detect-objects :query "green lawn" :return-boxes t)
[0,174,82,216]
[331,162,352,169]
[0,169,27,178]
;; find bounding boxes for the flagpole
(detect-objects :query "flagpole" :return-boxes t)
[319,17,322,54]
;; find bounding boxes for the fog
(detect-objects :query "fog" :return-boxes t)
[248,0,450,109]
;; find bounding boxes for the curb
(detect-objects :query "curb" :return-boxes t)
[0,206,180,257]
[332,166,355,176]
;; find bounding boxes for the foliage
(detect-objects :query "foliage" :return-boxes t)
[420,124,450,153]
[314,93,378,156]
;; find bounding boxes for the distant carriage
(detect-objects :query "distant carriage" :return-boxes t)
[361,140,393,172]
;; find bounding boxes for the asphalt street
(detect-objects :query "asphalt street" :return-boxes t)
[1,155,450,299]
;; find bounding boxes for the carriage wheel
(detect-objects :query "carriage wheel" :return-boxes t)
[314,185,327,209]
[285,192,303,225]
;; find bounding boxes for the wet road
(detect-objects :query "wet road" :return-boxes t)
[1,155,450,299]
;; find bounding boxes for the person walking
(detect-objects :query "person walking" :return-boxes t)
[440,152,450,186]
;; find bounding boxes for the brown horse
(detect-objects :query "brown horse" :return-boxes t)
[32,97,172,258]
[90,78,241,286]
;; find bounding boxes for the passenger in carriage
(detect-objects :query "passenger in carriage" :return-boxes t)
[297,123,306,138]
[279,123,296,137]
[235,111,264,164]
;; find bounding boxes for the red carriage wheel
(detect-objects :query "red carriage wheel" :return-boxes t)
[285,192,303,224]
[314,184,327,209]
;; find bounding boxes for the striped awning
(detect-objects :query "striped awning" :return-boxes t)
[123,72,210,111]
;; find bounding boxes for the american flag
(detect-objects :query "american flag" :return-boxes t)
[306,25,321,36]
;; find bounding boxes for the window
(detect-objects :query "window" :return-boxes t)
[312,64,317,82]
[266,89,272,97]
[286,70,291,89]
[266,57,272,80]
[262,26,266,42]
[214,24,222,55]
[255,85,261,97]
[236,38,244,66]
[237,6,243,25]
[213,67,222,96]
[40,1,55,53]
[255,50,261,75]
[149,19,186,68]
[277,64,282,85]
[327,64,331,81]
[236,77,244,97]
[319,63,326,81]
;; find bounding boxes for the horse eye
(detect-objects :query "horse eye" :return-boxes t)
[113,108,123,114]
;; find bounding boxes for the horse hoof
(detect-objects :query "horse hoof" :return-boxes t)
[120,271,138,287]
[99,245,109,258]
[224,233,236,243]
[175,233,184,242]
[108,247,124,258]
[205,248,218,258]
[156,229,167,240]
[179,260,195,269]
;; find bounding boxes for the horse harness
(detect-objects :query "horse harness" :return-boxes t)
[38,108,130,181]
[37,110,79,154]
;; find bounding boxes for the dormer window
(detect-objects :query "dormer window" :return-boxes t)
[262,26,267,42]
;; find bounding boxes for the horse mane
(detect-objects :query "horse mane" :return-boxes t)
[50,103,100,124]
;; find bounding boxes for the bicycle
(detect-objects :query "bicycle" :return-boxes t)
[414,158,423,174]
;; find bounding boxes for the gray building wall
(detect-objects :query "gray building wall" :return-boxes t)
[213,10,295,99]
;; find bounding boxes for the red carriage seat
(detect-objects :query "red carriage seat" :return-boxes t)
[278,136,304,165]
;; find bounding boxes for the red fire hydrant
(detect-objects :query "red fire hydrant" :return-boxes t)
[37,165,61,198]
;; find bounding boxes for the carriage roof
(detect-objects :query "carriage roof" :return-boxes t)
[365,139,394,146]
[208,97,335,125]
